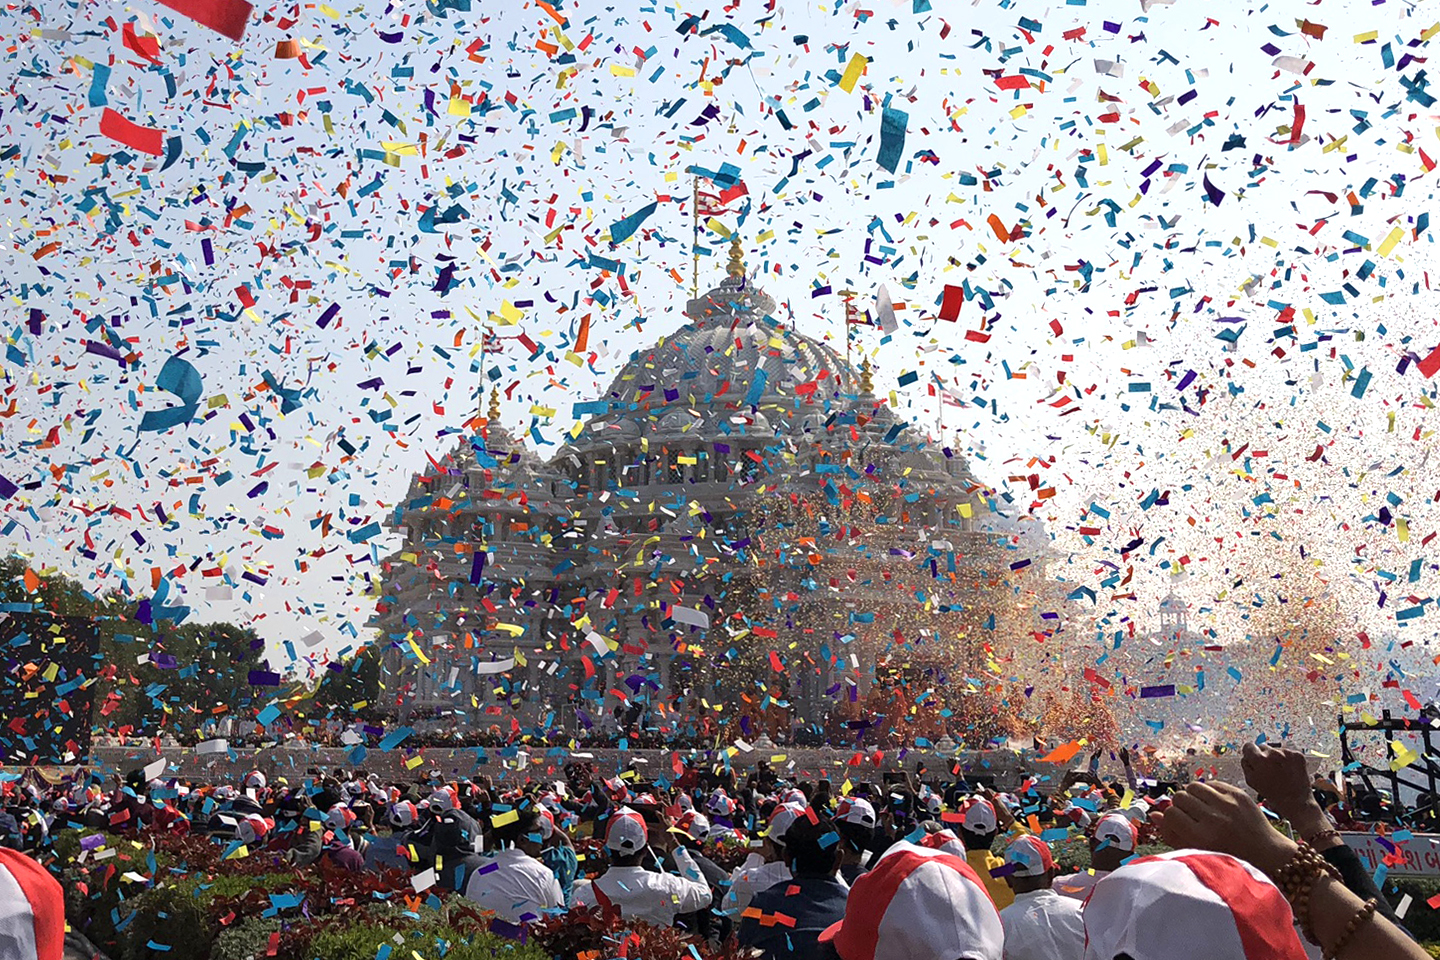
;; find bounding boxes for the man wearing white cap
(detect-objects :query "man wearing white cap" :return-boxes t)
[573,807,712,926]
[818,841,1002,960]
[834,797,877,884]
[949,797,1018,910]
[1051,811,1136,902]
[997,835,1083,960]
[462,805,563,924]
[722,801,806,915]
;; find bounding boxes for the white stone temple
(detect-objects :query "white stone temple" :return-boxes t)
[371,241,1054,744]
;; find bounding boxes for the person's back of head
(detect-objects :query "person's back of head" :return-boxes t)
[1089,813,1139,872]
[1082,850,1306,960]
[782,809,840,878]
[818,841,1002,960]
[0,847,64,960]
[956,798,998,852]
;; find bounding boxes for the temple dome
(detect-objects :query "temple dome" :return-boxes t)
[601,316,858,411]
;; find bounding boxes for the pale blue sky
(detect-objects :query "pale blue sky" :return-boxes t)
[3,0,1439,720]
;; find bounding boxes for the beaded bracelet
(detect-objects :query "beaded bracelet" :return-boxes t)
[1323,897,1378,959]
[1271,843,1341,943]
[1302,827,1343,847]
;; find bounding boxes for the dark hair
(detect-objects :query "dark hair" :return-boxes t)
[782,810,840,877]
[491,807,542,847]
[835,819,873,853]
[959,824,998,851]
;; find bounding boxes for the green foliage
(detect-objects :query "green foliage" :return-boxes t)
[306,642,383,720]
[283,905,550,960]
[0,554,271,736]
[119,883,216,960]
[211,919,283,960]
[1390,879,1440,945]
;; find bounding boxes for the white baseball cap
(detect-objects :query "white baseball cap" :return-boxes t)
[427,788,458,812]
[766,802,808,842]
[677,811,711,840]
[1082,849,1307,960]
[605,807,648,853]
[819,841,1002,960]
[1002,835,1055,878]
[236,815,274,846]
[959,798,997,834]
[388,801,419,829]
[836,797,877,828]
[1093,812,1139,853]
[0,848,64,960]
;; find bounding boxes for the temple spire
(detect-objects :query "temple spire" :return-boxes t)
[859,356,874,395]
[726,234,746,278]
[487,387,502,424]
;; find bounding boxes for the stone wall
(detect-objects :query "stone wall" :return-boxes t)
[89,742,1064,788]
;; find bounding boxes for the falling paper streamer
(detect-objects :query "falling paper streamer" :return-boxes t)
[153,0,254,40]
[670,605,710,628]
[877,106,908,174]
[609,201,658,245]
[99,108,164,156]
[139,355,203,433]
[874,284,898,334]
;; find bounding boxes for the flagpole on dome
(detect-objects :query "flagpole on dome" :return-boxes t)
[838,289,857,384]
[691,174,700,298]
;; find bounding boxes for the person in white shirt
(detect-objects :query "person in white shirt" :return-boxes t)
[573,806,712,926]
[721,801,807,915]
[998,835,1085,960]
[1050,810,1138,901]
[462,805,564,924]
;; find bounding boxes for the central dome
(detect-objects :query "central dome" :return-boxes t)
[599,266,860,423]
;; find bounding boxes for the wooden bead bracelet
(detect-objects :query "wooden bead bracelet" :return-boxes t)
[1322,897,1378,959]
[1271,843,1341,944]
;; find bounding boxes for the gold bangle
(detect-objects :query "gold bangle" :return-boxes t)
[1323,897,1378,960]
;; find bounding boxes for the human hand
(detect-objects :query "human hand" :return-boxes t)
[1152,781,1297,878]
[1240,742,1323,824]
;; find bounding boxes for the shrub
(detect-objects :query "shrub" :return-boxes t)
[278,903,550,960]
[211,919,283,960]
[120,882,216,960]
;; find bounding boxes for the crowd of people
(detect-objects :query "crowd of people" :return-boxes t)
[2,743,1430,960]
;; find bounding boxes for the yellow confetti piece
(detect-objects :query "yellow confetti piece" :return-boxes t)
[610,64,636,77]
[448,97,471,118]
[1377,225,1404,257]
[1353,30,1379,43]
[839,53,867,93]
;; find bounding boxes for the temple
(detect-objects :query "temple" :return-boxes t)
[370,241,1060,745]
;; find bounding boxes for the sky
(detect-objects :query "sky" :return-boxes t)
[4,0,1440,724]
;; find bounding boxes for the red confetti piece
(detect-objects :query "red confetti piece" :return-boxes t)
[938,284,964,321]
[153,0,254,41]
[99,108,164,156]
[1417,344,1440,379]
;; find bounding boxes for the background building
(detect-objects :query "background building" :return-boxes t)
[372,243,1062,746]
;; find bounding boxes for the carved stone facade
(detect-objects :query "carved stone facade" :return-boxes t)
[372,247,1050,743]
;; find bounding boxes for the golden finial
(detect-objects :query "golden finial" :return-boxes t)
[487,387,501,423]
[726,234,745,278]
[859,356,874,395]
